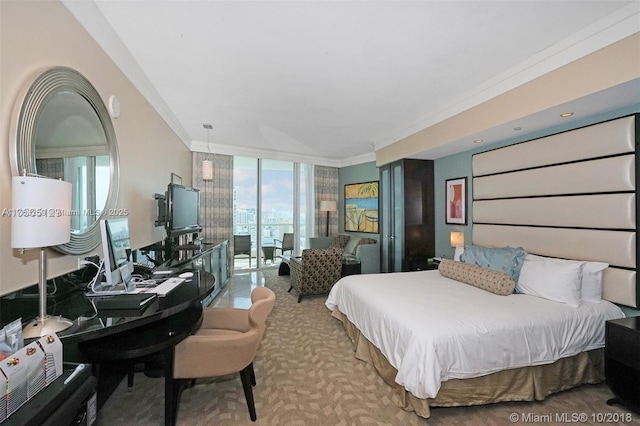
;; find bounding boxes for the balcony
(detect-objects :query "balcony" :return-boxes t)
[233,222,300,270]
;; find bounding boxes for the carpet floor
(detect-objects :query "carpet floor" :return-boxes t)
[97,270,639,425]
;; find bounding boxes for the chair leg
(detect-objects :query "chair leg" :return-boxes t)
[249,362,256,386]
[288,286,293,292]
[127,365,135,392]
[240,366,257,421]
[297,295,303,303]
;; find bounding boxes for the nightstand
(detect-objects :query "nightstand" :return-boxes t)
[605,317,640,414]
[341,259,361,277]
[403,259,439,271]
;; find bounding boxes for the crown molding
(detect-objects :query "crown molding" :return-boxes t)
[190,141,375,168]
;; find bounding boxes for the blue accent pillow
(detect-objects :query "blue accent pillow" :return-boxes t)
[460,245,527,283]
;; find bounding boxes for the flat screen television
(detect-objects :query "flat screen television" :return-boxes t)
[99,217,133,287]
[167,183,201,237]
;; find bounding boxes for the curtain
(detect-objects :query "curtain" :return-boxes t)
[314,165,339,237]
[35,158,64,180]
[192,152,233,246]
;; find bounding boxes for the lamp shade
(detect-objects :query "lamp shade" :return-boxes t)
[11,176,72,249]
[450,231,464,247]
[319,200,337,212]
[202,160,213,181]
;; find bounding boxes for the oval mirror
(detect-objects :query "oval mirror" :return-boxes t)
[10,66,120,255]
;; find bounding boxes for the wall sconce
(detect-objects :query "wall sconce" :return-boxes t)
[319,200,337,237]
[12,175,73,338]
[450,231,464,247]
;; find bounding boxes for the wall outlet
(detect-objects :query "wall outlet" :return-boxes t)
[78,255,99,269]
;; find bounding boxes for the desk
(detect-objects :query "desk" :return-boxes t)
[79,305,203,425]
[55,270,215,426]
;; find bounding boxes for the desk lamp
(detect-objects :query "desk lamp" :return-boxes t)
[319,200,337,237]
[11,175,73,339]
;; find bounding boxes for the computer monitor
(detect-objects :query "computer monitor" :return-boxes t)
[100,217,134,288]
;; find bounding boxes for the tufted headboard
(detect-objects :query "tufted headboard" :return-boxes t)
[471,114,638,308]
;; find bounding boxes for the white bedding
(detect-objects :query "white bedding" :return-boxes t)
[325,270,625,399]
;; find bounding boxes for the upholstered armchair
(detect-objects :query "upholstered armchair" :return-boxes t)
[289,247,343,302]
[172,287,276,423]
[310,234,380,274]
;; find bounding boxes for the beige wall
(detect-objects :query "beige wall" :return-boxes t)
[0,1,192,295]
[376,33,640,166]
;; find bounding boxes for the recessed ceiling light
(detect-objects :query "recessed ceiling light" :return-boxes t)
[513,127,522,131]
[474,139,483,144]
[560,112,574,118]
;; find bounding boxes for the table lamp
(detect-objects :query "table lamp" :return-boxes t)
[319,200,337,237]
[450,231,464,247]
[11,175,73,339]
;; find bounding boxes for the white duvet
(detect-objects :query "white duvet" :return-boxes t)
[325,270,624,399]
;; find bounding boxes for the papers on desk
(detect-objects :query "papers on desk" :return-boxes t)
[87,277,185,302]
[135,277,185,297]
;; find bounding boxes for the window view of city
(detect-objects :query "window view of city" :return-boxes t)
[233,157,309,269]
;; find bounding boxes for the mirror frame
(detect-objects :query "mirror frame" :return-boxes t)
[10,66,120,255]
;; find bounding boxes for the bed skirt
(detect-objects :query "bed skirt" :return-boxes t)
[330,308,604,418]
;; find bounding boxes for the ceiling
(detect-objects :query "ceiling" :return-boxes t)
[63,1,640,167]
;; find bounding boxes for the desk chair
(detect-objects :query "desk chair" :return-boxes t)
[233,234,252,268]
[274,233,294,256]
[172,287,276,423]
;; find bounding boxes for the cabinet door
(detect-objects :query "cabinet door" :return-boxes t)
[380,161,405,272]
[391,162,404,272]
[380,165,391,272]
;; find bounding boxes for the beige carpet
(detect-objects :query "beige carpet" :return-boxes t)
[97,270,639,425]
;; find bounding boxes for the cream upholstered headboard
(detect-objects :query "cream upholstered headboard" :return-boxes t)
[472,114,638,308]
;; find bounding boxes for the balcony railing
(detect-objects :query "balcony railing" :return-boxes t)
[233,222,302,270]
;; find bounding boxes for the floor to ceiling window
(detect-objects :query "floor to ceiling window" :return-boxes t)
[233,157,311,270]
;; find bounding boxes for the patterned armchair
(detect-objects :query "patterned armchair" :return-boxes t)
[289,247,343,302]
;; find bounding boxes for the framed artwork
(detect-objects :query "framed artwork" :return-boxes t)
[344,181,379,233]
[445,177,467,225]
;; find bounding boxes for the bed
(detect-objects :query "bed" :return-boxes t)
[325,114,639,418]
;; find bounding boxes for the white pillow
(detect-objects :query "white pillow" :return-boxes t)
[526,254,608,303]
[581,262,609,303]
[516,258,584,307]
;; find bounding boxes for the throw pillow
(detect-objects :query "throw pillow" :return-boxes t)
[331,234,350,249]
[460,245,526,283]
[438,259,516,296]
[343,236,361,255]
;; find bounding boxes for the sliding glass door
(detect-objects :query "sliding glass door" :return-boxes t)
[260,159,293,265]
[233,157,258,269]
[233,157,310,271]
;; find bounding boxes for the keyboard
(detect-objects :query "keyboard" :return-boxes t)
[147,277,185,296]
